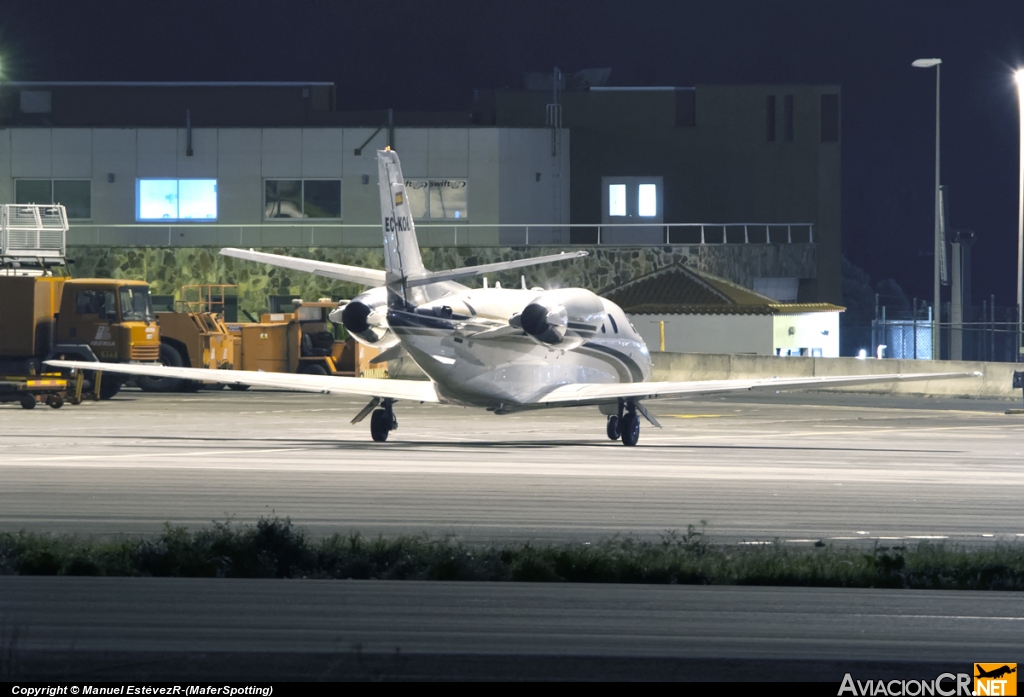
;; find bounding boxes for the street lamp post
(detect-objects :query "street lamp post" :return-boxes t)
[913,58,942,360]
[1016,70,1024,360]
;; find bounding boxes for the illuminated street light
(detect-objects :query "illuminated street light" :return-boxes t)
[913,58,942,359]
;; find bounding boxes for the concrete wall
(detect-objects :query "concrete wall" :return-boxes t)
[629,313,773,355]
[0,126,567,249]
[651,352,1017,399]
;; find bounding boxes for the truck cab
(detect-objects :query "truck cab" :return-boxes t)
[56,279,160,363]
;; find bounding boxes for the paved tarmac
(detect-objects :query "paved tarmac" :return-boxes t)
[3,388,1023,680]
[2,388,1022,545]
[1,577,1019,681]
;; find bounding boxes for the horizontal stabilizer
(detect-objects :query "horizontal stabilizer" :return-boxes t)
[221,248,385,287]
[404,251,589,288]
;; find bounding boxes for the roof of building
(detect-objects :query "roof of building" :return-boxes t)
[603,265,844,315]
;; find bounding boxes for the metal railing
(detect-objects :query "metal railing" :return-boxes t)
[1,204,68,259]
[67,222,815,247]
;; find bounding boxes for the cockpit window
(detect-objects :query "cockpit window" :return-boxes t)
[609,315,618,333]
[601,324,606,333]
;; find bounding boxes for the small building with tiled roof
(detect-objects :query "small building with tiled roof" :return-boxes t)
[604,265,844,356]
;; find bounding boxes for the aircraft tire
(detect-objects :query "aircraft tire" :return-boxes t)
[621,414,640,446]
[606,415,620,440]
[370,408,390,442]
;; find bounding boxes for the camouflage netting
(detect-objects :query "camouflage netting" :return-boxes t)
[66,245,816,316]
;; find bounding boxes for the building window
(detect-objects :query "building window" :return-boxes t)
[264,179,342,219]
[136,179,217,221]
[404,179,468,220]
[766,95,777,142]
[638,184,658,217]
[15,179,91,219]
[821,94,840,143]
[784,95,794,142]
[608,184,627,217]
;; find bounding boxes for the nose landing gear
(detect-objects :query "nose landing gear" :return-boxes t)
[370,398,398,442]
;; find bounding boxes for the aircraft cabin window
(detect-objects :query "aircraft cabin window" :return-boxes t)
[609,315,618,333]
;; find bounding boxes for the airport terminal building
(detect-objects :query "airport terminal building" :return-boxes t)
[0,78,841,352]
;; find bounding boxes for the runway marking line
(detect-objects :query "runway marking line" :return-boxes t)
[4,447,312,463]
[663,414,725,419]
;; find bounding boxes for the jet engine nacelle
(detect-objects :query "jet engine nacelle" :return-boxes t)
[330,286,397,348]
[517,288,606,350]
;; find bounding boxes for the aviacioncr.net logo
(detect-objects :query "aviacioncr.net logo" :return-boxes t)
[839,673,973,696]
[975,664,1017,696]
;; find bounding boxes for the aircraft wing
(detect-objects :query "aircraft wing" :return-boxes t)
[45,360,439,402]
[220,248,386,287]
[535,372,981,405]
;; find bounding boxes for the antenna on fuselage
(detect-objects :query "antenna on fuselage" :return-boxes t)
[483,277,488,289]
[521,275,526,290]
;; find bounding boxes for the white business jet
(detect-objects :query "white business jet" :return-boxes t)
[49,150,974,445]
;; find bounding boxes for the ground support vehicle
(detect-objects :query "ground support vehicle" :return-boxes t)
[0,369,107,409]
[229,300,385,378]
[0,374,69,409]
[0,204,161,399]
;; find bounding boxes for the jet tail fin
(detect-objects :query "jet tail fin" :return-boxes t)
[377,149,425,284]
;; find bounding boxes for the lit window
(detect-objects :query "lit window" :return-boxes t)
[638,184,657,217]
[404,179,468,220]
[137,179,217,221]
[16,179,91,219]
[608,184,626,217]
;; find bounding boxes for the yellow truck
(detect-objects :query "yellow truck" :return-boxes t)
[0,275,161,400]
[0,204,160,401]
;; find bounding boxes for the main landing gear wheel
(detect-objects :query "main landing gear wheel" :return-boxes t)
[621,412,640,447]
[606,415,620,441]
[370,400,398,442]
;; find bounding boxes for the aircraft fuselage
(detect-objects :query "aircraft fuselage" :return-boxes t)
[386,285,652,409]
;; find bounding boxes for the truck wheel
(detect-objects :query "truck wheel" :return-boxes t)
[228,384,250,391]
[138,343,183,393]
[99,377,122,400]
[47,395,64,409]
[20,394,36,410]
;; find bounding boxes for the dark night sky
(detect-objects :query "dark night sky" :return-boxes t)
[5,0,1024,307]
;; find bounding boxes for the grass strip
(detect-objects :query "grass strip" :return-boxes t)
[0,518,1021,590]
